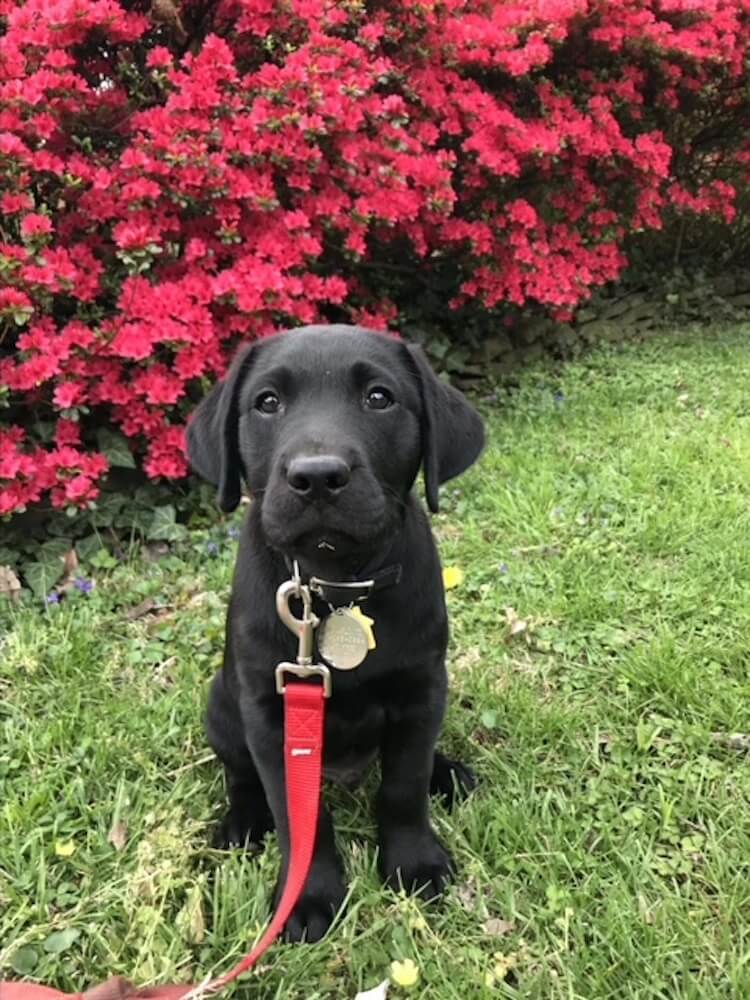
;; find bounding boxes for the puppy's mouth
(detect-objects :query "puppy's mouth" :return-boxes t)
[260,502,389,563]
[289,526,373,560]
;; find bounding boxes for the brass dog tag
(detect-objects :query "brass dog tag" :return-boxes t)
[317,608,370,670]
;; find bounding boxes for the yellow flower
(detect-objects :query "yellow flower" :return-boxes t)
[55,839,76,857]
[491,951,519,981]
[442,566,464,590]
[390,958,419,989]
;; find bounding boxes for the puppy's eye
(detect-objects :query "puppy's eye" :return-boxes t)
[255,391,281,414]
[365,387,394,410]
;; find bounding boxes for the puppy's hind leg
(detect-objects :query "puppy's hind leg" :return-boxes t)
[206,673,274,849]
[430,749,477,809]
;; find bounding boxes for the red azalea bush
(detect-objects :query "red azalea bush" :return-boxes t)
[1,0,749,516]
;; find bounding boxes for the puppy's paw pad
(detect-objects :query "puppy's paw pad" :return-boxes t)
[430,756,477,807]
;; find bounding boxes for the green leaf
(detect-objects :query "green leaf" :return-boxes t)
[76,534,103,563]
[39,538,72,561]
[623,806,645,826]
[91,493,126,528]
[480,709,498,729]
[115,508,153,533]
[390,924,410,954]
[176,883,205,944]
[33,420,56,443]
[42,928,81,954]
[90,548,117,570]
[96,429,136,469]
[135,484,170,507]
[147,505,187,542]
[10,946,38,975]
[23,558,65,599]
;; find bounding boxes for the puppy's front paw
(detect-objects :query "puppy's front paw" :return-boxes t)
[379,828,455,900]
[212,803,274,850]
[275,868,346,943]
[430,752,477,807]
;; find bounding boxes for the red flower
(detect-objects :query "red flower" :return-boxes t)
[20,213,53,238]
[113,217,162,250]
[53,381,85,409]
[110,322,155,360]
[134,365,184,405]
[55,419,82,446]
[147,46,173,69]
[1,192,33,214]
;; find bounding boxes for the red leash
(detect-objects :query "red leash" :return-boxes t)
[0,681,326,1000]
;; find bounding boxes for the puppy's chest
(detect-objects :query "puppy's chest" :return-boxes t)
[322,697,384,789]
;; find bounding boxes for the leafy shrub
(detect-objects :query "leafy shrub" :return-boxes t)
[1,0,748,516]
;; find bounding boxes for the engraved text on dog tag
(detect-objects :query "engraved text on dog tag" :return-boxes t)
[317,608,370,670]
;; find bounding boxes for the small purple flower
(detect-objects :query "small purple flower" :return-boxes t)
[206,541,220,557]
[499,563,510,576]
[74,577,94,594]
[46,591,61,605]
[227,526,240,540]
[553,391,565,406]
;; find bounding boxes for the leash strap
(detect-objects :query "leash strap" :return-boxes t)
[186,681,325,997]
[0,682,326,1000]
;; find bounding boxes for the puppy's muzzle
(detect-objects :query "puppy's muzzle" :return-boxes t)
[287,455,351,502]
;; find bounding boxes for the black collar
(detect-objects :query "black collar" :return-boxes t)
[283,555,402,606]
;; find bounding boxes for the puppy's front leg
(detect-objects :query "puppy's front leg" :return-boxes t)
[376,681,454,899]
[242,697,345,943]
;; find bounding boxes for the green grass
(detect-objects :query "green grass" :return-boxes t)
[3,325,750,998]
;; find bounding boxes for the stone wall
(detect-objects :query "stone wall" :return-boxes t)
[465,271,750,380]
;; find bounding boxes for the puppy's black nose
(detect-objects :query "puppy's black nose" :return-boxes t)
[287,455,351,500]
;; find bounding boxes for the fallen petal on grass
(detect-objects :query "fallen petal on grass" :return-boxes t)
[354,981,389,1000]
[108,820,128,851]
[483,917,515,938]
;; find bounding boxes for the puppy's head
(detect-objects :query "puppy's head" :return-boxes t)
[187,325,484,563]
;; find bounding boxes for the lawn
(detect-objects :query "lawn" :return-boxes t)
[2,325,750,999]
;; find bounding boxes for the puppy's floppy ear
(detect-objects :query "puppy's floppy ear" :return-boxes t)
[186,344,258,513]
[403,343,485,514]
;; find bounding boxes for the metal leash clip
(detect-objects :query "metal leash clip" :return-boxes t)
[275,561,332,697]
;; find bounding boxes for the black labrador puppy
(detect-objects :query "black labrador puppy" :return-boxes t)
[188,324,484,942]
